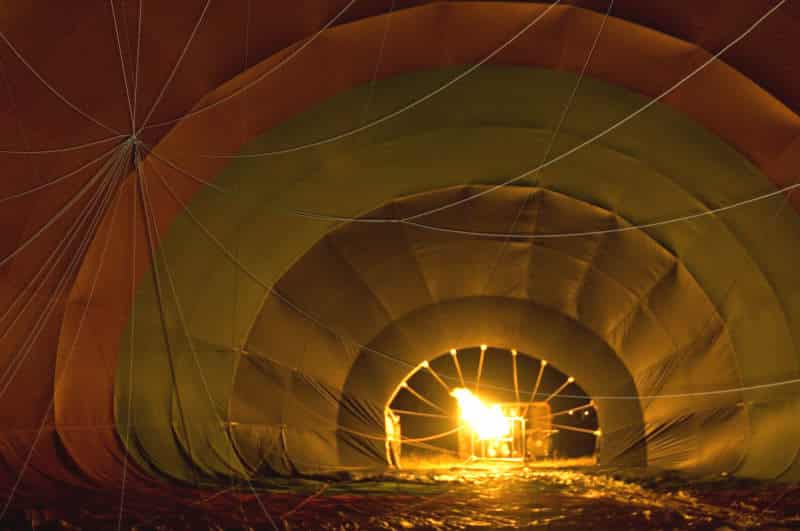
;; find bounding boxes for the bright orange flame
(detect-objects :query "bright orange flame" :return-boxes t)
[450,388,510,440]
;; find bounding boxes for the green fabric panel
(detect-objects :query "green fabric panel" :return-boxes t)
[116,67,800,482]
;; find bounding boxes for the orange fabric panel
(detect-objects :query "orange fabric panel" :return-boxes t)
[0,142,124,494]
[53,177,155,489]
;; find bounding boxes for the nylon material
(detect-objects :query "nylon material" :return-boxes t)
[144,175,243,348]
[647,359,748,473]
[563,0,800,114]
[617,294,733,400]
[223,106,788,390]
[703,189,800,372]
[588,229,678,311]
[141,169,266,353]
[123,1,800,390]
[483,242,531,299]
[229,424,290,477]
[0,178,114,491]
[781,461,800,482]
[638,353,741,428]
[168,348,247,480]
[390,186,535,226]
[706,260,794,391]
[622,268,698,366]
[298,121,788,362]
[230,355,385,473]
[598,423,648,466]
[58,180,156,488]
[337,431,387,470]
[109,173,227,481]
[566,234,608,319]
[637,323,737,411]
[575,267,644,336]
[393,188,539,301]
[777,447,800,482]
[634,401,747,475]
[528,191,616,260]
[763,134,800,211]
[695,405,749,475]
[604,272,674,353]
[228,356,293,476]
[267,238,396,346]
[115,267,227,483]
[293,359,386,433]
[245,297,352,389]
[291,376,349,426]
[417,239,525,301]
[632,413,699,471]
[577,132,800,400]
[336,190,641,320]
[229,355,290,431]
[0,431,89,497]
[0,149,111,266]
[736,399,800,479]
[132,0,404,138]
[230,355,386,468]
[647,417,699,470]
[662,49,800,165]
[411,185,540,234]
[147,1,800,164]
[0,431,76,494]
[116,67,799,480]
[325,214,436,319]
[531,130,798,433]
[645,266,722,350]
[525,244,586,319]
[646,406,747,475]
[282,428,351,475]
[116,176,250,482]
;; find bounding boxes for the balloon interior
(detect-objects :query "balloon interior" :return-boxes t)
[384,348,600,470]
[2,1,800,528]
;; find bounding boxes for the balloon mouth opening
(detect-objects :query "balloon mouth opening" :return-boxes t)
[451,388,511,439]
[384,347,599,468]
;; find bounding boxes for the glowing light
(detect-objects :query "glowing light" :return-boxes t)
[480,344,487,351]
[385,410,399,442]
[450,349,457,356]
[450,388,511,440]
[420,360,429,368]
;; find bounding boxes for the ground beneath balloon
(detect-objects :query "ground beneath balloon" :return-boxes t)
[323,465,800,530]
[6,464,800,530]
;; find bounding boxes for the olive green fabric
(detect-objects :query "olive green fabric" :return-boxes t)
[246,185,729,470]
[116,67,800,484]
